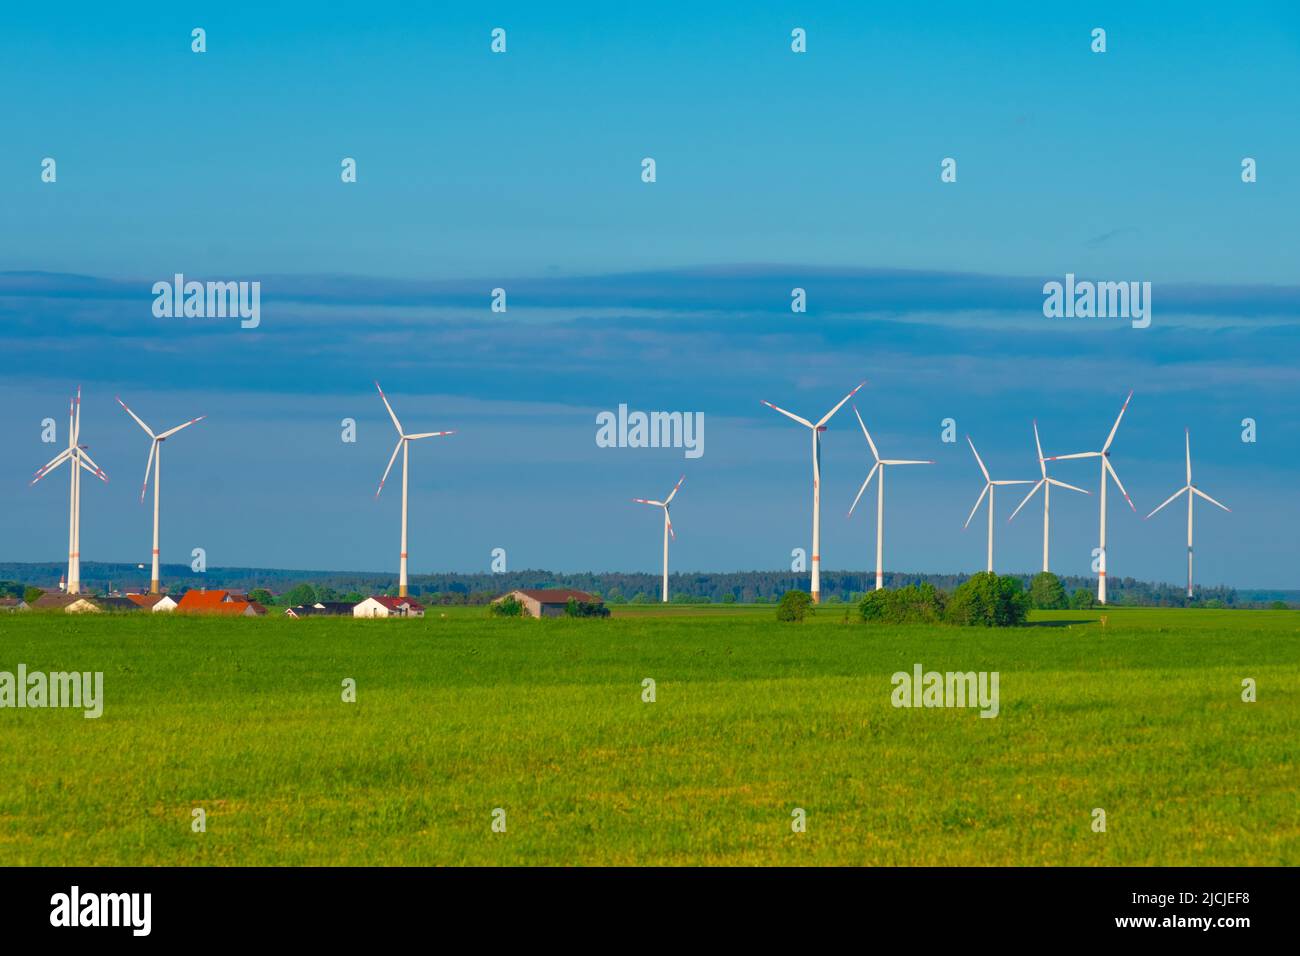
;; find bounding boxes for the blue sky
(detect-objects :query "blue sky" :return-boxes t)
[1,3,1297,587]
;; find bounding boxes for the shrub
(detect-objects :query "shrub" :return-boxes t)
[944,572,1030,627]
[1029,572,1068,610]
[564,598,610,618]
[1070,588,1096,609]
[1271,600,1289,610]
[489,596,524,617]
[24,586,45,605]
[776,589,813,622]
[722,593,736,604]
[859,583,945,624]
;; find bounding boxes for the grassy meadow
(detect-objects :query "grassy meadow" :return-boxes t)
[0,605,1295,866]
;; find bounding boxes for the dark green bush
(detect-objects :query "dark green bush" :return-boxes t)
[564,598,610,618]
[776,589,813,622]
[1070,588,1096,609]
[859,583,946,623]
[1029,571,1068,610]
[944,572,1031,627]
[489,596,524,617]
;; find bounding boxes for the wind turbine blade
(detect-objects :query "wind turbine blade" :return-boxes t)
[1185,428,1192,485]
[1145,486,1187,519]
[72,385,82,447]
[964,483,990,529]
[1008,479,1044,522]
[1102,389,1134,453]
[815,381,866,428]
[1045,451,1101,461]
[375,381,404,435]
[76,447,106,477]
[77,455,109,483]
[881,459,933,466]
[665,510,675,539]
[991,479,1033,485]
[664,474,686,505]
[1104,457,1137,511]
[760,400,813,429]
[1033,420,1046,478]
[140,441,158,503]
[966,437,990,482]
[1047,478,1090,495]
[404,430,455,440]
[632,498,664,506]
[157,415,207,440]
[847,462,880,517]
[30,449,72,485]
[116,397,156,438]
[852,404,880,462]
[1192,487,1230,512]
[375,437,403,498]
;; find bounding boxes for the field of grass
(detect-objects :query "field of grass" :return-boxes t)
[0,605,1296,865]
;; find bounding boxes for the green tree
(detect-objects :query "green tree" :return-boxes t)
[490,596,523,617]
[1029,572,1068,610]
[23,586,45,605]
[944,573,1030,627]
[1070,588,1096,610]
[721,592,736,604]
[630,592,651,604]
[283,583,318,607]
[776,589,813,622]
[1270,600,1290,611]
[248,588,274,605]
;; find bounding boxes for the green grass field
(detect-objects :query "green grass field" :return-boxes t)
[1,606,1295,865]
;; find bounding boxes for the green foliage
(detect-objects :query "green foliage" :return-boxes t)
[859,583,946,624]
[1029,572,1068,610]
[1271,600,1290,611]
[670,592,693,604]
[23,586,45,605]
[630,592,651,604]
[1070,588,1097,610]
[248,588,274,606]
[776,589,813,622]
[721,593,736,604]
[944,573,1031,627]
[282,583,318,607]
[564,598,610,618]
[489,596,524,618]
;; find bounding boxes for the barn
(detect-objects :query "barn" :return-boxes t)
[353,596,425,618]
[126,594,179,612]
[494,589,602,619]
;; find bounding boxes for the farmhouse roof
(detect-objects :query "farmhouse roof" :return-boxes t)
[126,593,165,608]
[512,589,598,604]
[369,596,425,611]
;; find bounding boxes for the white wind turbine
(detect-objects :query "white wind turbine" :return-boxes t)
[846,405,933,591]
[964,437,1032,572]
[30,386,108,595]
[632,475,685,603]
[1008,420,1089,573]
[763,381,865,603]
[374,381,455,598]
[1145,428,1230,599]
[1045,390,1137,604]
[117,397,206,595]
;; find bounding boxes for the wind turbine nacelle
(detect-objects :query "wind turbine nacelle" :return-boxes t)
[815,425,828,432]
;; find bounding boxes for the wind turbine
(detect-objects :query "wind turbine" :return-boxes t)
[117,397,205,594]
[374,381,454,598]
[1145,429,1230,599]
[762,381,865,603]
[846,405,933,591]
[1008,421,1089,572]
[964,437,1032,572]
[30,386,108,595]
[1046,390,1137,604]
[632,475,685,602]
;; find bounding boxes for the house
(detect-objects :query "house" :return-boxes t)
[125,594,179,612]
[32,593,92,612]
[0,598,29,612]
[494,589,602,619]
[94,596,142,612]
[285,602,355,618]
[353,596,425,618]
[176,590,265,617]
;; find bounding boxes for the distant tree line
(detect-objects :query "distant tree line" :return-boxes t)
[0,564,1290,609]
